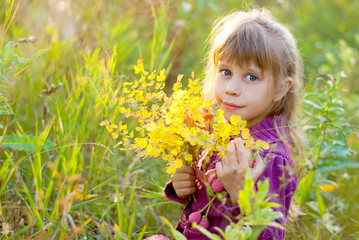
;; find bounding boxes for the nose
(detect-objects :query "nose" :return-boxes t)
[225,79,241,96]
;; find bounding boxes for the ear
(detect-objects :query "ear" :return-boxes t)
[274,78,293,102]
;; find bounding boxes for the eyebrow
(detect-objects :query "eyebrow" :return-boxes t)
[248,65,263,74]
[248,66,264,79]
[247,63,259,70]
[217,62,230,68]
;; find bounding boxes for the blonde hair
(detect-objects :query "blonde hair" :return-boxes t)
[203,8,304,156]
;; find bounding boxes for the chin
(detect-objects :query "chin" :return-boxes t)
[223,112,235,122]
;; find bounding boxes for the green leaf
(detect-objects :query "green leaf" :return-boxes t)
[1,41,16,59]
[127,198,137,239]
[17,181,44,228]
[0,167,14,196]
[238,171,255,215]
[0,103,14,115]
[296,170,315,206]
[321,144,355,159]
[238,190,252,215]
[317,159,359,172]
[241,226,253,239]
[192,224,222,240]
[302,99,322,110]
[14,49,48,77]
[32,48,49,58]
[0,134,56,152]
[255,179,269,204]
[245,211,284,227]
[137,224,147,240]
[160,216,187,240]
[315,189,327,216]
[1,42,18,74]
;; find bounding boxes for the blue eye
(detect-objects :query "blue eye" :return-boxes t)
[220,70,232,76]
[245,74,257,82]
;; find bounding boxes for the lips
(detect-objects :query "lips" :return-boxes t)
[223,102,242,111]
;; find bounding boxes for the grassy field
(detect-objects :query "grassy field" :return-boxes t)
[1,0,359,239]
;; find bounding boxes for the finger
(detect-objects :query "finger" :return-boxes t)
[173,180,196,189]
[219,155,233,176]
[252,157,265,181]
[226,140,239,169]
[235,138,249,167]
[176,164,195,174]
[176,187,196,198]
[216,161,223,178]
[221,155,228,166]
[171,172,196,182]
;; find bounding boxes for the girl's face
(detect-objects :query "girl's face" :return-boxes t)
[214,60,279,127]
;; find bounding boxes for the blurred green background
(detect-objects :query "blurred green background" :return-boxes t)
[1,0,358,239]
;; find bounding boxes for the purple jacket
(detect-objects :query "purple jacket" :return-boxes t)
[164,116,298,239]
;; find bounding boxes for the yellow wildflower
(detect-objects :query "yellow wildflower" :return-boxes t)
[134,138,147,149]
[99,120,109,126]
[111,132,119,139]
[108,59,270,174]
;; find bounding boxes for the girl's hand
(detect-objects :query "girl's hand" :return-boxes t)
[216,138,265,205]
[171,164,197,199]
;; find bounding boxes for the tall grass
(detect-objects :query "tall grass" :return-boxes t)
[1,0,176,238]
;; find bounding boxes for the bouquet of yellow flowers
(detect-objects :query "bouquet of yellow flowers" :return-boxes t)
[101,59,269,174]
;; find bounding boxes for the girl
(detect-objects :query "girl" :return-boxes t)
[164,8,303,240]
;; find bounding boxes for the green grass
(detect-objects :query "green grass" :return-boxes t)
[1,0,359,239]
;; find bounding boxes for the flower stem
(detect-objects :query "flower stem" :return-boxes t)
[198,194,217,216]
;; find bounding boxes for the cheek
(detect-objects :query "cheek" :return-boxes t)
[213,76,223,93]
[213,79,222,100]
[213,78,219,93]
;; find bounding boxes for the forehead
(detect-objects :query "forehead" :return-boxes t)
[213,20,281,76]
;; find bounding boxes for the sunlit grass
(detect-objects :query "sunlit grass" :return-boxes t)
[1,0,359,239]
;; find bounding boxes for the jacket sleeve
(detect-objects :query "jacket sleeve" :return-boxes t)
[257,153,298,240]
[163,181,190,205]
